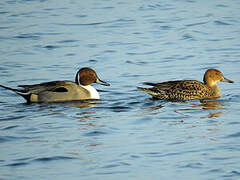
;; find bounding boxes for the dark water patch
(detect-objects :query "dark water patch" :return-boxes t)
[87,44,97,48]
[88,59,98,63]
[180,162,203,169]
[0,11,8,15]
[206,168,223,174]
[151,20,166,24]
[126,50,159,56]
[102,19,136,29]
[167,141,186,146]
[114,18,135,23]
[207,38,221,42]
[108,106,130,112]
[223,132,240,138]
[144,151,182,158]
[214,20,231,26]
[216,4,228,8]
[64,53,76,56]
[20,0,45,2]
[55,20,115,27]
[125,60,148,65]
[31,32,62,36]
[159,25,172,30]
[0,115,26,122]
[14,157,33,162]
[14,34,41,40]
[75,14,88,18]
[222,170,240,178]
[209,157,231,161]
[44,45,61,50]
[102,6,115,10]
[0,136,32,143]
[57,40,80,44]
[102,50,117,54]
[33,156,76,162]
[181,33,196,41]
[135,116,153,124]
[84,130,108,137]
[228,122,240,125]
[0,26,9,30]
[6,162,29,167]
[177,55,195,60]
[139,4,174,11]
[101,164,120,169]
[1,125,19,130]
[107,41,137,46]
[96,170,129,175]
[128,101,142,106]
[185,21,209,27]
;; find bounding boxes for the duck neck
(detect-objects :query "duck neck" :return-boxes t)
[211,84,221,97]
[204,79,221,97]
[80,85,100,99]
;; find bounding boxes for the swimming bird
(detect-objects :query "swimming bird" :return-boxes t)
[138,69,233,100]
[0,67,110,103]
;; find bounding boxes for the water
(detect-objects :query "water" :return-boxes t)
[0,0,240,179]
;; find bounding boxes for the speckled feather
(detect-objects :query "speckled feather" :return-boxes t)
[139,80,216,100]
[138,69,234,100]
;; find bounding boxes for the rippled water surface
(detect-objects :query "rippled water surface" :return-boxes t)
[1,0,240,179]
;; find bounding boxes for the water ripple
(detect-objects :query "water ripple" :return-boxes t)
[224,132,240,138]
[214,20,232,25]
[33,156,76,162]
[0,0,239,180]
[6,162,29,167]
[84,130,108,137]
[0,136,32,143]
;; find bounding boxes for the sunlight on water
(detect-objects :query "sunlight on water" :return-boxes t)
[0,0,240,179]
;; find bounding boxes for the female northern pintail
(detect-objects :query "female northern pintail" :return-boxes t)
[138,69,234,100]
[0,67,110,103]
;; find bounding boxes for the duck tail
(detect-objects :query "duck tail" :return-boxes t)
[0,84,31,102]
[143,82,157,86]
[137,87,159,97]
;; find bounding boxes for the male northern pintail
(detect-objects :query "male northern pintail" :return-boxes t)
[138,69,234,100]
[0,67,110,103]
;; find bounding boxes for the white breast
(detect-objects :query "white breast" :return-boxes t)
[81,85,100,99]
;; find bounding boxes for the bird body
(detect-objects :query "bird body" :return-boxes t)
[138,69,233,100]
[0,67,110,103]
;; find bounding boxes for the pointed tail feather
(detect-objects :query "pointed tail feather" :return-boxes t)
[143,82,157,86]
[137,87,160,97]
[0,84,31,102]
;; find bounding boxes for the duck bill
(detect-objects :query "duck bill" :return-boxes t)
[221,76,234,83]
[96,78,110,86]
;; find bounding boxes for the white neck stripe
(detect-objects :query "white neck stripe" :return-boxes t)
[81,85,100,99]
[77,73,80,85]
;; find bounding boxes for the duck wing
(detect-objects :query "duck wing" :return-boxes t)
[144,80,184,90]
[19,81,73,94]
[139,80,210,100]
[144,80,207,91]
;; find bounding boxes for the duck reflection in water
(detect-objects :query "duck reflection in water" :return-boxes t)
[141,98,226,119]
[174,99,226,118]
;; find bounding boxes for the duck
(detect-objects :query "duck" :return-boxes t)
[0,67,110,103]
[137,69,234,100]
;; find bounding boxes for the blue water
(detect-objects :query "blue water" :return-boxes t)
[0,0,240,179]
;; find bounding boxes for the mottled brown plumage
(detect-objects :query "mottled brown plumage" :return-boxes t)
[138,69,234,100]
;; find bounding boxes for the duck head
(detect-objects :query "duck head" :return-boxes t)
[203,69,234,87]
[75,67,110,86]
